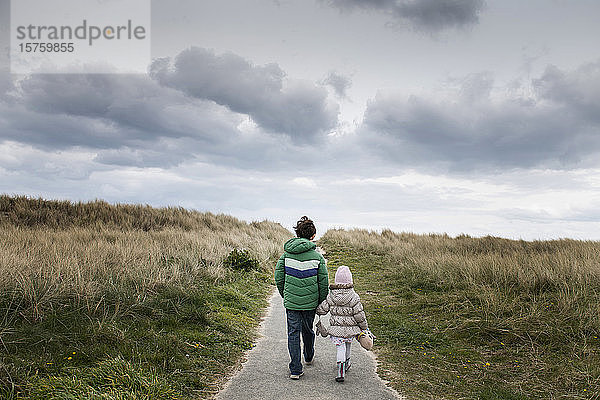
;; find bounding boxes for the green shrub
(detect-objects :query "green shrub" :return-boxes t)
[223,249,260,271]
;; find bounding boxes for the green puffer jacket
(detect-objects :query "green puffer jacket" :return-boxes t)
[274,238,329,310]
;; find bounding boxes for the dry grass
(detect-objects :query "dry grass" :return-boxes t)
[0,225,286,321]
[0,194,254,231]
[0,195,292,399]
[0,195,289,314]
[320,228,600,399]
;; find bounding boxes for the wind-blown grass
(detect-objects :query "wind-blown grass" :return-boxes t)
[0,195,292,399]
[320,228,600,399]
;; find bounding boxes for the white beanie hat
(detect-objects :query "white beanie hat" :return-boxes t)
[334,265,353,285]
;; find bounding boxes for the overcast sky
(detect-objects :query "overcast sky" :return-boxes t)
[1,0,600,240]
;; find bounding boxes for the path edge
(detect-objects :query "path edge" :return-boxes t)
[366,347,407,399]
[212,287,278,399]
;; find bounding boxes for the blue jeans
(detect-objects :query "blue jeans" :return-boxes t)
[286,309,316,375]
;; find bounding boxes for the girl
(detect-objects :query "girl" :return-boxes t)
[316,265,369,382]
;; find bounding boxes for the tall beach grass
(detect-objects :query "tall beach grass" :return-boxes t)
[0,195,292,399]
[320,228,600,399]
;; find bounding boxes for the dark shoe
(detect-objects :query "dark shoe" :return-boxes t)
[290,371,304,380]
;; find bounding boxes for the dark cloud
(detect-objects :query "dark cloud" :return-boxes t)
[395,0,484,31]
[325,0,485,31]
[0,95,311,172]
[534,61,600,124]
[0,43,335,169]
[150,47,339,142]
[0,73,245,166]
[322,71,352,98]
[16,73,239,144]
[360,62,600,171]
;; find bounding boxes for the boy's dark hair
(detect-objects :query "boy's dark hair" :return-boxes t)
[294,216,316,239]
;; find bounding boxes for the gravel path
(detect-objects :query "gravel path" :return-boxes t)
[216,291,404,400]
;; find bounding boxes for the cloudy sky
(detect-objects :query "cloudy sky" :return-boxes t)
[1,0,600,240]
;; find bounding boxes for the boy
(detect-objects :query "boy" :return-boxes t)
[274,216,328,379]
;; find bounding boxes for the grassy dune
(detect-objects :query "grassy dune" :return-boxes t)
[320,229,600,399]
[6,194,599,399]
[0,195,292,399]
